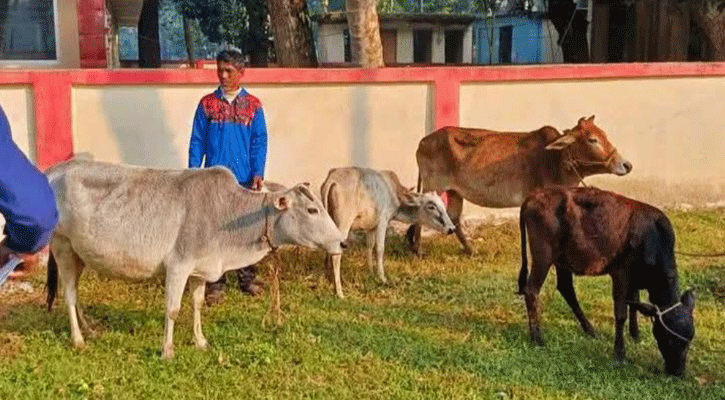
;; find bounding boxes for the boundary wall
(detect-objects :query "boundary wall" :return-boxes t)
[2,63,725,220]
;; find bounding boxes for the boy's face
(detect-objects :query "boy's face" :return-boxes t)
[217,61,243,93]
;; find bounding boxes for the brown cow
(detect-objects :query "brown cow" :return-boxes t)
[407,116,632,255]
[518,186,695,376]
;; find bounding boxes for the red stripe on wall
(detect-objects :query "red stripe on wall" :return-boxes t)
[32,73,73,170]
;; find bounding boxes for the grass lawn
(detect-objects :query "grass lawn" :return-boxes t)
[1,208,724,399]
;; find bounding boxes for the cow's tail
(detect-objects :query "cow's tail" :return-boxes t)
[517,204,529,295]
[46,250,58,311]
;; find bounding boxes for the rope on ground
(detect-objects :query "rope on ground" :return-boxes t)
[261,250,285,329]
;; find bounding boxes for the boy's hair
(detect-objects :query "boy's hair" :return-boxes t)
[216,49,245,70]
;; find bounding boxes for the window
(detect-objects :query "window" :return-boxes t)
[498,25,512,64]
[0,0,57,61]
[413,29,432,63]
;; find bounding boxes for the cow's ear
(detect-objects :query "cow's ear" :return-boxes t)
[627,301,657,317]
[401,192,419,207]
[588,115,595,122]
[545,134,577,150]
[274,195,289,211]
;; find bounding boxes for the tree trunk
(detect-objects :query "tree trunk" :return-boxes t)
[182,15,195,68]
[548,0,590,63]
[138,0,161,68]
[248,0,270,67]
[268,0,316,67]
[346,0,384,67]
[694,0,725,60]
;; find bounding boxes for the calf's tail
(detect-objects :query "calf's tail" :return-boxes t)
[46,250,58,311]
[517,205,528,295]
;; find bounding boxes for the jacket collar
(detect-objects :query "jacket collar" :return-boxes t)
[214,87,248,102]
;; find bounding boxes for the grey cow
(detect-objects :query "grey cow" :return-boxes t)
[45,159,345,359]
[320,167,455,298]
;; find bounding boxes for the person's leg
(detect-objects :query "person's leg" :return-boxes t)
[205,273,228,306]
[237,265,263,296]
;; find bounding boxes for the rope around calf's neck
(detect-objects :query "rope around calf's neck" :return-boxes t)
[653,302,692,343]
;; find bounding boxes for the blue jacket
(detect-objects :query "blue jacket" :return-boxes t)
[0,106,58,253]
[188,88,267,188]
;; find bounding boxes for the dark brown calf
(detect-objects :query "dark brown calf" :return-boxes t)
[518,186,695,376]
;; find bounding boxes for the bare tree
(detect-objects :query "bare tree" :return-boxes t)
[346,0,384,67]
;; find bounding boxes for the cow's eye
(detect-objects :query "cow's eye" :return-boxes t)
[587,137,599,144]
[307,207,319,215]
[426,204,436,211]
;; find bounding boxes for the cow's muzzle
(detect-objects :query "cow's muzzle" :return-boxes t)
[610,153,633,176]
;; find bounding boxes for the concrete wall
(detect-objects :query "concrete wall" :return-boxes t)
[0,87,34,158]
[72,83,432,192]
[3,65,725,226]
[460,75,725,219]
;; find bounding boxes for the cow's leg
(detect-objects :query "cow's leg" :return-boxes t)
[406,223,423,257]
[611,271,628,362]
[51,236,86,349]
[555,266,595,337]
[374,224,388,284]
[330,222,353,299]
[365,231,375,274]
[628,290,640,342]
[331,253,344,298]
[523,233,553,346]
[446,191,474,255]
[188,276,208,350]
[162,268,190,359]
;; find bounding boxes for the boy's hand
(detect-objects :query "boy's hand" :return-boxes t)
[251,176,264,191]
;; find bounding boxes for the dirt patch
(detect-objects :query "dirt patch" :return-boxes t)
[0,332,25,359]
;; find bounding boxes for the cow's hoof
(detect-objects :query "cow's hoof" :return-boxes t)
[161,345,175,360]
[72,339,86,350]
[583,324,596,338]
[531,335,545,347]
[195,340,209,350]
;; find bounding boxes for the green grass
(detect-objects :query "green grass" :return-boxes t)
[1,209,724,399]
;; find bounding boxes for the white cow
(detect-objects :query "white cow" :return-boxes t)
[320,167,455,298]
[45,159,345,358]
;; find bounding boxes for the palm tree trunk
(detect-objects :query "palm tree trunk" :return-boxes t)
[346,0,384,67]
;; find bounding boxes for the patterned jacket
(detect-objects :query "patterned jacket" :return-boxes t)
[188,88,267,188]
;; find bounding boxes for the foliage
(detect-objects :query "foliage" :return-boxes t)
[172,0,270,60]
[1,210,724,398]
